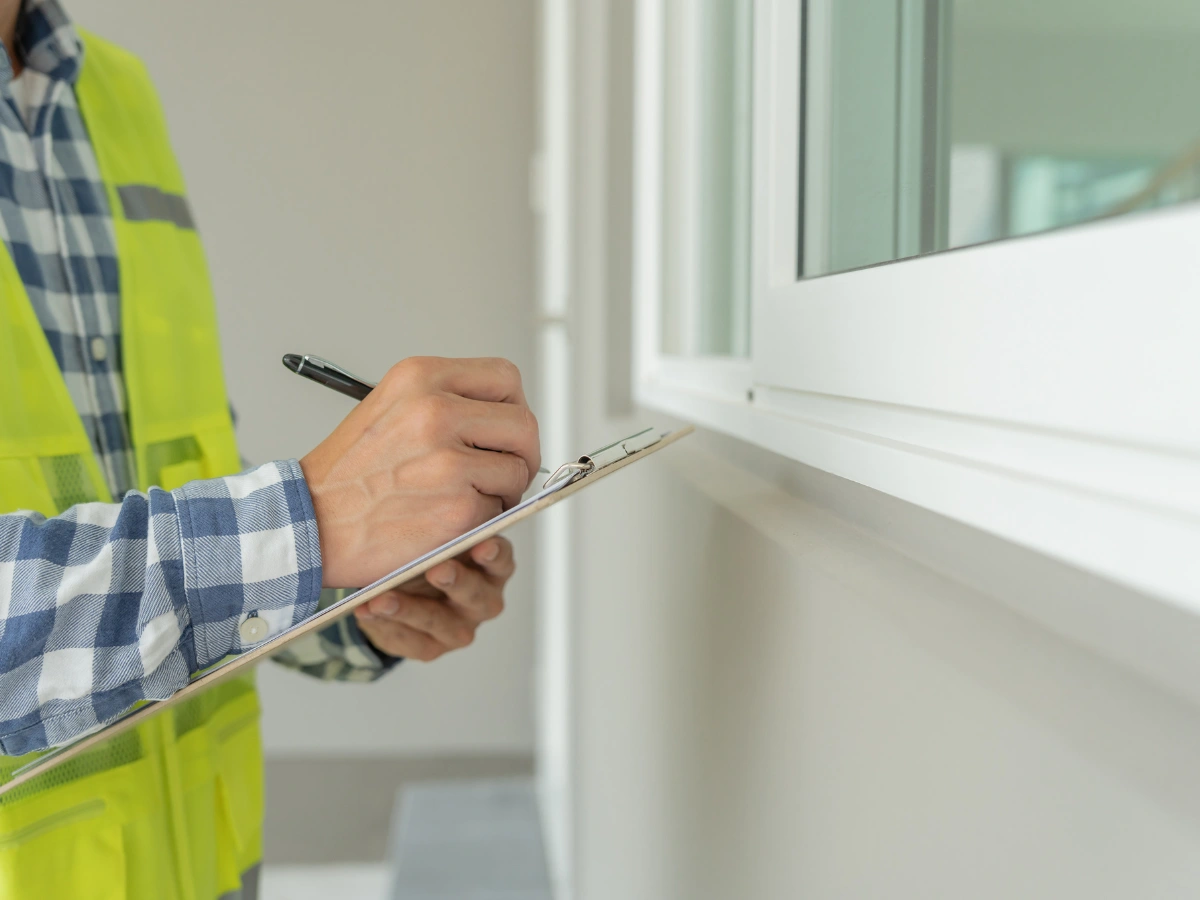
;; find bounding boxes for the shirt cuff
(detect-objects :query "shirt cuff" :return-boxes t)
[346,614,405,671]
[269,588,404,682]
[172,459,323,669]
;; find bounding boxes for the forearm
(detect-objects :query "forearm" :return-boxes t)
[0,460,322,754]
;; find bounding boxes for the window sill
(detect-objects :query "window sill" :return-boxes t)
[638,372,1200,614]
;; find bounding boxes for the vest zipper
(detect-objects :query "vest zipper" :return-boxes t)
[0,798,106,847]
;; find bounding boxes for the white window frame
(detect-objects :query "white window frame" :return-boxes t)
[634,0,1200,610]
[633,0,755,404]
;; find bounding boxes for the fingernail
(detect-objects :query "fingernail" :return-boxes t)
[433,564,457,588]
[378,596,400,616]
[480,542,500,562]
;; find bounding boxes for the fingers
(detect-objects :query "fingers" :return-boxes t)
[356,618,448,662]
[381,363,540,497]
[427,556,506,623]
[437,358,528,406]
[466,537,516,584]
[384,357,527,405]
[459,447,531,510]
[451,397,541,487]
[355,541,515,660]
[358,590,475,649]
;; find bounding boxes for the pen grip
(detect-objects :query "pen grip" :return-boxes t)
[315,368,374,401]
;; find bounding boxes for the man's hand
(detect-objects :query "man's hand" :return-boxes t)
[300,357,540,589]
[353,537,514,661]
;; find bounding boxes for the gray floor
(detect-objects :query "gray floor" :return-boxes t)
[387,778,553,900]
[265,755,535,864]
[262,864,391,900]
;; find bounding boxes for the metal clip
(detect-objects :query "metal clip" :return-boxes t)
[541,428,664,490]
[578,427,662,470]
[542,461,593,490]
[301,354,376,387]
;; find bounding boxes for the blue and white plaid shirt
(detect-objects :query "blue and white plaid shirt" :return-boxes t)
[0,0,393,757]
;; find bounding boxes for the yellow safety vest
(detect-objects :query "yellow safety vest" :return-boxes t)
[0,31,265,900]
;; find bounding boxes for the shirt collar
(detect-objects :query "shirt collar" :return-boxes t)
[6,0,84,86]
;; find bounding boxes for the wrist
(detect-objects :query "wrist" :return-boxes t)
[299,451,360,589]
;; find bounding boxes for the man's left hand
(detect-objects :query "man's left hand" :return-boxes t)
[353,537,514,661]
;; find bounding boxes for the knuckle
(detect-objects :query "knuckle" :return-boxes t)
[426,447,469,488]
[389,356,438,385]
[381,358,416,393]
[490,357,521,386]
[411,394,455,439]
[407,637,433,661]
[519,404,540,438]
[457,627,476,647]
[446,494,485,533]
[505,451,530,489]
[423,645,446,662]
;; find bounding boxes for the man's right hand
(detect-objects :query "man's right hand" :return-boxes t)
[299,357,540,589]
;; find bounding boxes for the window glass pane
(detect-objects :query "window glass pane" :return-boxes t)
[807,0,1200,277]
[661,0,752,356]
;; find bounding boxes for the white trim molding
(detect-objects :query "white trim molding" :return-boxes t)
[639,374,1200,611]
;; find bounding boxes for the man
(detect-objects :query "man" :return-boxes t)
[0,1,540,898]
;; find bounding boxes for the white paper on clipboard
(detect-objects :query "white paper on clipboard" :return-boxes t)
[2,424,694,797]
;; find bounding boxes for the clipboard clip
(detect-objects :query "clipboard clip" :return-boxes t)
[541,427,665,489]
[542,461,591,489]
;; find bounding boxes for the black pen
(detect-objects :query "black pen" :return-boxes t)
[282,354,374,401]
[283,353,550,473]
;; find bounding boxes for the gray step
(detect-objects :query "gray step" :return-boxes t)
[388,777,553,900]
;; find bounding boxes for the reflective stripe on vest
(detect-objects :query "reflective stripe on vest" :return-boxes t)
[0,30,263,900]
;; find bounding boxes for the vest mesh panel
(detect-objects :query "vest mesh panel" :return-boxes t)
[39,455,105,510]
[0,731,146,807]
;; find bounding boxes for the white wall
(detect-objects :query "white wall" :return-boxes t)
[555,4,1200,898]
[569,442,1200,900]
[69,0,540,757]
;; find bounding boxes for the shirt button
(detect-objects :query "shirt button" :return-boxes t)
[90,336,108,362]
[239,616,269,644]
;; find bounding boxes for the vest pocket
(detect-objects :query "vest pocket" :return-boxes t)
[176,687,264,900]
[214,704,265,879]
[0,799,127,900]
[157,459,204,492]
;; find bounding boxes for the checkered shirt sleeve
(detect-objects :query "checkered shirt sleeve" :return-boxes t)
[270,588,402,683]
[0,460,323,755]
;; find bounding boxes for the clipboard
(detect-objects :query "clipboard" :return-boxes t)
[1,424,693,797]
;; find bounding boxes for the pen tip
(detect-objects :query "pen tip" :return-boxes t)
[282,353,302,373]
